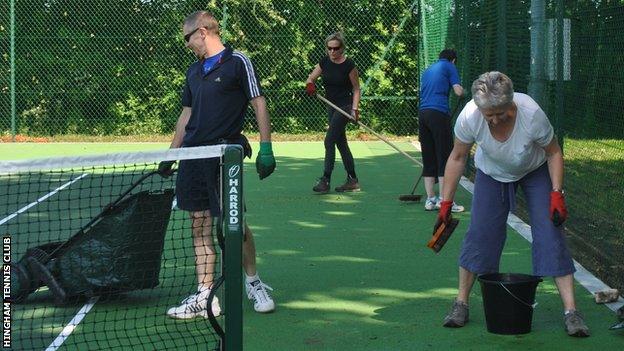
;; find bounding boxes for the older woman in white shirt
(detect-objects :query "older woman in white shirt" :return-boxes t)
[436,71,589,337]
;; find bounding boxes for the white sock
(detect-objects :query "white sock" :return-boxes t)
[198,284,211,292]
[246,273,260,283]
[564,309,576,316]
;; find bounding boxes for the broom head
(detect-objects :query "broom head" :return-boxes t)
[398,194,422,202]
[427,219,459,253]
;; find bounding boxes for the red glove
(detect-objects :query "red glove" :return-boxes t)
[550,191,568,227]
[434,200,453,233]
[305,82,316,96]
[351,109,360,124]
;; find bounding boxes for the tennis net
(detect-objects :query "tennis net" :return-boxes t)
[1,145,245,351]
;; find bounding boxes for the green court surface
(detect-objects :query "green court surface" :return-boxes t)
[2,141,621,350]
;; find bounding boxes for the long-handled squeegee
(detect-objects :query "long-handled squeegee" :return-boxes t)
[316,94,423,202]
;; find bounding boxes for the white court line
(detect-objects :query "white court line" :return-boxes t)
[505,211,624,312]
[0,174,89,226]
[411,140,624,312]
[45,297,100,351]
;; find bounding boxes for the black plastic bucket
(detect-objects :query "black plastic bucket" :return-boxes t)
[478,273,543,335]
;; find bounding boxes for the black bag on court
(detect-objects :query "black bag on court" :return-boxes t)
[11,172,174,304]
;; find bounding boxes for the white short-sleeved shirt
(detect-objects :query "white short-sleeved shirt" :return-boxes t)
[454,92,554,182]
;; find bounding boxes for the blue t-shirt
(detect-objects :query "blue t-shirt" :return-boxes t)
[419,59,460,115]
[202,50,224,75]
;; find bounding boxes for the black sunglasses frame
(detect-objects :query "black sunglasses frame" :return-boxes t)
[184,27,205,43]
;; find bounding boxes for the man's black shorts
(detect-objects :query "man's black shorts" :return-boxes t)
[175,135,252,216]
[176,157,220,215]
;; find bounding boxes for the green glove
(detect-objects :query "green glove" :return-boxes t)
[255,141,276,180]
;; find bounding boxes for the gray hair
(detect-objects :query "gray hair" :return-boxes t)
[471,71,514,109]
[325,31,346,49]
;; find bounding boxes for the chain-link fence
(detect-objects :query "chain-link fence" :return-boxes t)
[421,0,624,294]
[0,0,420,138]
[2,0,623,295]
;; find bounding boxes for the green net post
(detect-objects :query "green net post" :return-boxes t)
[221,145,244,351]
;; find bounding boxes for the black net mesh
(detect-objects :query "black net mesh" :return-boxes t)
[2,149,229,350]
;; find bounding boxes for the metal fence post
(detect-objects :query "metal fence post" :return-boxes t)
[220,3,229,42]
[10,0,16,141]
[556,0,564,150]
[361,0,418,96]
[528,0,545,106]
[497,0,507,73]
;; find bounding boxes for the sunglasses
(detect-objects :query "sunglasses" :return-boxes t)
[184,27,205,43]
[327,46,342,51]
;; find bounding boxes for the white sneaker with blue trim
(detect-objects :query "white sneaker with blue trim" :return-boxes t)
[435,198,465,213]
[450,202,465,213]
[425,196,438,211]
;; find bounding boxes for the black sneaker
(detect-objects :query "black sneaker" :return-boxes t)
[313,177,330,193]
[335,176,360,192]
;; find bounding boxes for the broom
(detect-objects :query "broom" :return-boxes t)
[398,174,423,202]
[401,98,465,203]
[316,94,423,202]
[427,218,460,253]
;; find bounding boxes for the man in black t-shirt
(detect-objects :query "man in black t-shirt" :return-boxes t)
[161,10,276,320]
[305,32,362,193]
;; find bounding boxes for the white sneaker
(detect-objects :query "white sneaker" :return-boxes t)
[435,198,465,213]
[246,279,275,313]
[451,202,465,213]
[425,196,438,211]
[166,290,221,319]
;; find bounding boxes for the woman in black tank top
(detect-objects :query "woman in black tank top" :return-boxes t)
[305,32,361,193]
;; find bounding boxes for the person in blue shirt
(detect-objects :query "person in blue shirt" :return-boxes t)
[161,10,276,319]
[419,49,465,212]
